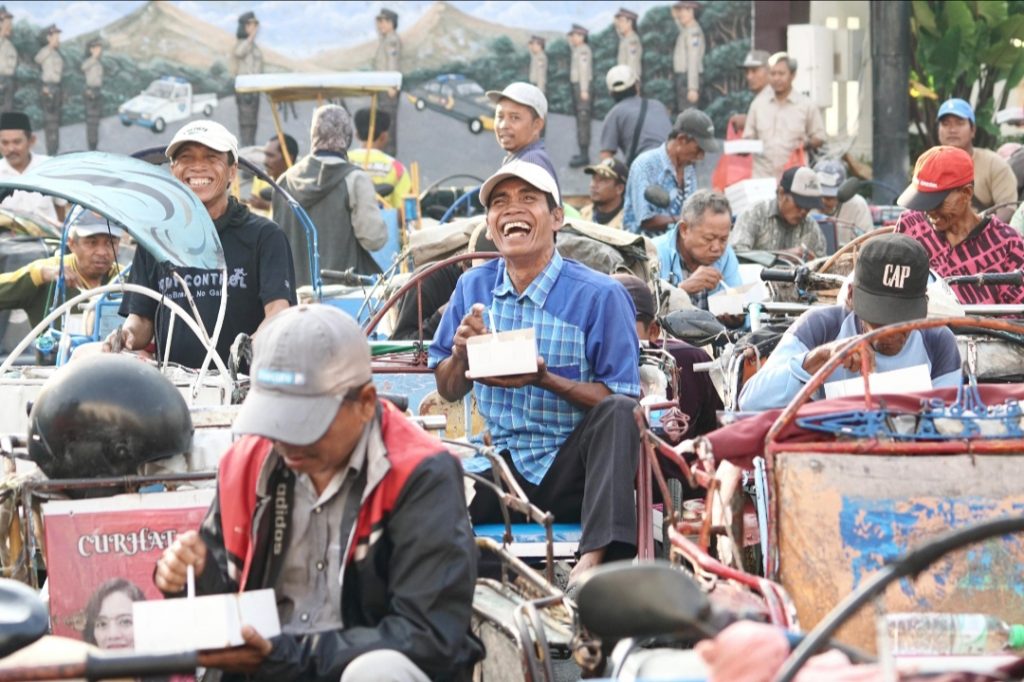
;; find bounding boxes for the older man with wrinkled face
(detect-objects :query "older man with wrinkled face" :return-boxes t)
[429,160,642,589]
[894,145,1024,306]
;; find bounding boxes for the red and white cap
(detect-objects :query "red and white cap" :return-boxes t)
[897,145,974,211]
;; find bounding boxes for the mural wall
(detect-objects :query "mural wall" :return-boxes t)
[0,0,753,195]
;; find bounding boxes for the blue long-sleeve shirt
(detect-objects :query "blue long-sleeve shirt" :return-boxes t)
[738,305,962,411]
[653,224,741,309]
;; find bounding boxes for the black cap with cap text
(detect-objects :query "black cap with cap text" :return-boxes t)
[852,233,930,326]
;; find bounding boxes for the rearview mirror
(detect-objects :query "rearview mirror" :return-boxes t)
[0,579,48,658]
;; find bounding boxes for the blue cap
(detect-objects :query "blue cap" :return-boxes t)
[937,98,975,124]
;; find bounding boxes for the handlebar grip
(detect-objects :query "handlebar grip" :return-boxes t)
[760,268,797,283]
[321,269,374,286]
[86,651,199,678]
[946,271,1023,286]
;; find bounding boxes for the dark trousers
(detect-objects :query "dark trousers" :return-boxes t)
[570,83,592,153]
[468,394,640,558]
[235,92,260,147]
[674,72,697,114]
[40,84,60,155]
[379,92,399,156]
[0,76,14,112]
[84,87,101,151]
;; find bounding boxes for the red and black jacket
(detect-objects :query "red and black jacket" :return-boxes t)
[175,401,482,681]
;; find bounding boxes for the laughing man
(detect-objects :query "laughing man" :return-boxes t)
[429,160,642,586]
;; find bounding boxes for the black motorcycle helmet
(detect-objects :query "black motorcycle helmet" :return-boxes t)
[28,355,193,479]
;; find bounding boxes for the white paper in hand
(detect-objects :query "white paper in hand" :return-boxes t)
[466,328,538,378]
[133,588,281,653]
[707,281,768,317]
[823,364,933,400]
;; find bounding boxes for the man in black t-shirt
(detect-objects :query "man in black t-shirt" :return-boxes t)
[109,120,296,368]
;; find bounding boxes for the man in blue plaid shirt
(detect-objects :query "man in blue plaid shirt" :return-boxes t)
[429,160,642,585]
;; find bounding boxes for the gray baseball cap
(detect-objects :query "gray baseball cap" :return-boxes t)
[671,109,721,153]
[813,159,847,198]
[741,49,771,68]
[233,305,372,445]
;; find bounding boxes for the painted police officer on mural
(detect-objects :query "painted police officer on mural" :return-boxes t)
[81,38,104,151]
[231,10,263,147]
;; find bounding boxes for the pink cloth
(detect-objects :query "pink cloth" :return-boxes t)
[696,622,883,682]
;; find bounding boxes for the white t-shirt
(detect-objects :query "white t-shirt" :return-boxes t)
[0,153,64,224]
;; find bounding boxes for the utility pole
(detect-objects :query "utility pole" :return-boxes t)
[870,0,911,205]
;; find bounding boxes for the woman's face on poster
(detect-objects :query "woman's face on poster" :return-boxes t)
[93,590,135,649]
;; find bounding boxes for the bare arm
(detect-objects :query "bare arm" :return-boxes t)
[434,304,487,401]
[263,298,290,319]
[104,313,154,352]
[640,214,677,233]
[533,366,611,410]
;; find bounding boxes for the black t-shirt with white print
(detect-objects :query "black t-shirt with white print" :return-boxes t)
[120,197,296,369]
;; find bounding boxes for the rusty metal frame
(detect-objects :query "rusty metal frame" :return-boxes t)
[765,316,1024,454]
[18,472,216,589]
[363,251,500,343]
[760,315,1024,583]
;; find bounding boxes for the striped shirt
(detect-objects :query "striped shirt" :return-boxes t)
[895,211,1024,305]
[429,251,641,484]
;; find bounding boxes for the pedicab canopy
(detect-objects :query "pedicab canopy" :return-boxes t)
[233,71,403,102]
[0,151,224,270]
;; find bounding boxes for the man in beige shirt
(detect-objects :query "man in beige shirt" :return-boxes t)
[0,7,16,112]
[569,24,593,168]
[528,36,547,94]
[374,8,402,157]
[81,39,103,151]
[232,11,263,147]
[672,1,704,113]
[936,97,1017,223]
[742,52,825,179]
[615,9,642,80]
[34,24,62,156]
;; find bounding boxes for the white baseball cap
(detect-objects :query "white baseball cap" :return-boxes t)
[606,64,638,94]
[485,82,548,120]
[68,207,125,239]
[479,159,560,207]
[165,120,239,164]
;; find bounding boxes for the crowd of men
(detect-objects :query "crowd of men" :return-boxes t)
[1,4,1024,681]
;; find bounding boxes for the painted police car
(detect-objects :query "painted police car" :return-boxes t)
[118,76,219,134]
[407,74,494,134]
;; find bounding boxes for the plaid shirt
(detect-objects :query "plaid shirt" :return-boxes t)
[895,211,1024,305]
[730,198,826,257]
[622,143,697,234]
[429,252,641,484]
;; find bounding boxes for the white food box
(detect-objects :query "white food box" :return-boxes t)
[823,364,932,400]
[724,178,777,216]
[723,139,764,155]
[466,328,538,378]
[133,588,281,653]
[707,281,768,317]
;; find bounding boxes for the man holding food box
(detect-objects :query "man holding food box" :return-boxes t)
[429,160,643,588]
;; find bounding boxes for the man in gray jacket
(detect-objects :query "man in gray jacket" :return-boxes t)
[272,105,387,286]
